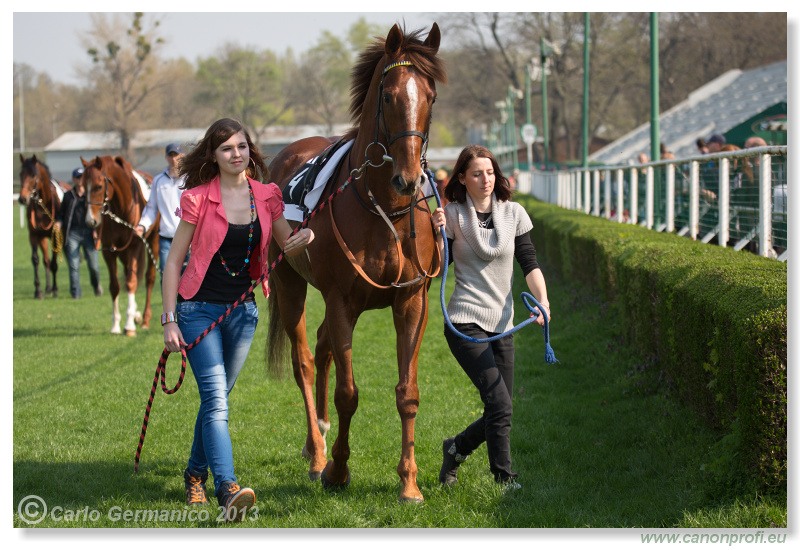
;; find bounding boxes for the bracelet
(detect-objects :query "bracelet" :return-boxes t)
[161,311,177,326]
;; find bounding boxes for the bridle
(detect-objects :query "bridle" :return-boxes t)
[328,59,441,289]
[21,168,56,232]
[85,166,157,264]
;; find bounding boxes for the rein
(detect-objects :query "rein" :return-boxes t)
[425,168,557,364]
[134,173,353,473]
[27,177,63,257]
[89,173,159,269]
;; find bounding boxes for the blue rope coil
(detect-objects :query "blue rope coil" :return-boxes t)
[425,169,557,364]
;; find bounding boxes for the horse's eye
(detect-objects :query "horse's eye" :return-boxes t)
[383,93,391,104]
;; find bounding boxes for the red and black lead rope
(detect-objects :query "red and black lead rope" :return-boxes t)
[133,178,351,473]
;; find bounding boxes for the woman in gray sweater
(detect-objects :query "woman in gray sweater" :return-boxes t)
[430,144,551,489]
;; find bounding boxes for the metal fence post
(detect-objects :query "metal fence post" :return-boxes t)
[630,167,638,225]
[593,170,600,217]
[718,158,730,247]
[646,166,654,229]
[759,154,773,257]
[690,160,699,240]
[666,164,675,232]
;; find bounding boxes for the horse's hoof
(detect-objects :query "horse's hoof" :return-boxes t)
[398,495,424,505]
[34,292,42,300]
[51,290,58,298]
[134,312,143,325]
[124,330,137,337]
[320,462,350,491]
[308,470,322,482]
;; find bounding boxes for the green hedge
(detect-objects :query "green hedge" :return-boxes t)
[519,195,787,495]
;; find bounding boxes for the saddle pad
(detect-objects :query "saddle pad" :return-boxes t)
[283,140,353,222]
[132,170,150,201]
[50,179,65,202]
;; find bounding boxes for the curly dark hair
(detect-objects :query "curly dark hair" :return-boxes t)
[179,118,269,189]
[443,144,511,204]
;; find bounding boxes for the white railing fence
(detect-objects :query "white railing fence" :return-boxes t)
[518,146,787,261]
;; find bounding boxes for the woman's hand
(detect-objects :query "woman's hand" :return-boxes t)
[431,207,446,237]
[284,227,314,256]
[531,301,551,327]
[164,322,186,353]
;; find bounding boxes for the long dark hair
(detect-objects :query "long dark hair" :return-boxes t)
[179,118,269,189]
[444,144,511,204]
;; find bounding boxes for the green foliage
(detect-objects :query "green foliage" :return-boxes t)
[519,195,787,497]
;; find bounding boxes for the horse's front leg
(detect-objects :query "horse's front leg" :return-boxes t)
[321,295,358,490]
[311,322,333,457]
[30,236,42,299]
[49,242,59,298]
[123,253,140,336]
[392,286,429,503]
[141,238,158,329]
[103,251,122,334]
[40,237,54,296]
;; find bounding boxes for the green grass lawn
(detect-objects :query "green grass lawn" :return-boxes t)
[11,202,786,531]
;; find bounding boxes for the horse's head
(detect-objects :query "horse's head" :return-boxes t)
[18,154,46,206]
[83,156,111,229]
[354,23,446,197]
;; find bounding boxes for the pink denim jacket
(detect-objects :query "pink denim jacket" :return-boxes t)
[177,176,284,299]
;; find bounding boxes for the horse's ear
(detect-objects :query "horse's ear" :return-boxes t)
[19,153,24,163]
[423,23,441,54]
[385,24,403,56]
[92,156,103,169]
[80,156,89,168]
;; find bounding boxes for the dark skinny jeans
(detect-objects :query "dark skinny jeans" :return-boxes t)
[444,322,517,482]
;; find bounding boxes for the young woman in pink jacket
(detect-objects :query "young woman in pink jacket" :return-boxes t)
[161,118,313,521]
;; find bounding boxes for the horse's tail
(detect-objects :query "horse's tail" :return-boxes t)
[266,281,290,378]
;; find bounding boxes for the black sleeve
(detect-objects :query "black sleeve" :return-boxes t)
[514,231,539,276]
[447,238,454,265]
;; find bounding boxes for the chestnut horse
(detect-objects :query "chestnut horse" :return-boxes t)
[266,23,445,502]
[18,155,62,299]
[82,155,159,336]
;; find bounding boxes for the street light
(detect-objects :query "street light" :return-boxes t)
[539,37,560,168]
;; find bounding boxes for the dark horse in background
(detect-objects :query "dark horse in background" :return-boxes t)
[266,23,445,502]
[18,154,64,299]
[82,155,158,336]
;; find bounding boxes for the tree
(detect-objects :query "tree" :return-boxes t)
[81,12,166,160]
[194,44,293,137]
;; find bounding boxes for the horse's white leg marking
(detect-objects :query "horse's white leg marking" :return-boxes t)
[318,419,331,456]
[111,295,122,334]
[124,292,138,332]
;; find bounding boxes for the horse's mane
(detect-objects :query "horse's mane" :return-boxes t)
[345,25,447,140]
[21,156,52,179]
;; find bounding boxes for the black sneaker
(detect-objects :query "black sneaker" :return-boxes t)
[217,481,256,522]
[439,437,468,486]
[184,469,208,505]
[94,286,103,297]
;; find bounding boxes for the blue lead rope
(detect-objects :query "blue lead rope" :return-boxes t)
[425,169,557,364]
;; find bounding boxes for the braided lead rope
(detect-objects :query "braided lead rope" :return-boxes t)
[425,168,557,364]
[101,207,159,269]
[134,176,352,473]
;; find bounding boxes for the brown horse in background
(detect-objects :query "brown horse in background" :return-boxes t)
[18,154,63,299]
[82,155,158,336]
[266,23,445,502]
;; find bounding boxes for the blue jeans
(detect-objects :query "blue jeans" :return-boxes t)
[177,300,259,496]
[65,227,100,298]
[159,236,189,286]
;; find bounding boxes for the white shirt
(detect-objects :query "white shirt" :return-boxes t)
[139,169,186,238]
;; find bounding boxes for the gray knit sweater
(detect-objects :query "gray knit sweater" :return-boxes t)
[444,194,533,333]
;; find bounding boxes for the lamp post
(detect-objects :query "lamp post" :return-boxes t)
[539,38,560,168]
[507,86,523,173]
[495,100,508,167]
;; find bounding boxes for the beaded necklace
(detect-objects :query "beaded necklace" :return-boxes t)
[218,183,256,277]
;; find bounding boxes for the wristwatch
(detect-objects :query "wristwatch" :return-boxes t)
[161,311,177,325]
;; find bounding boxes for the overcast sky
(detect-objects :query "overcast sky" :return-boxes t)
[12,8,439,86]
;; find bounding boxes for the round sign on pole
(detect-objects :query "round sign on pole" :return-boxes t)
[521,123,537,145]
